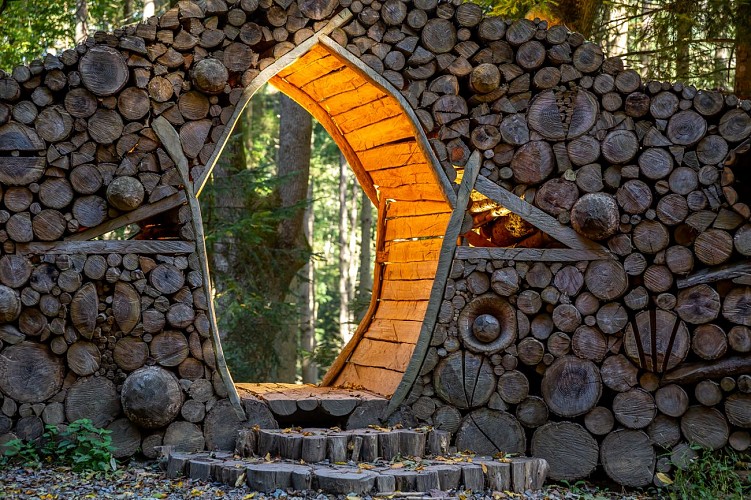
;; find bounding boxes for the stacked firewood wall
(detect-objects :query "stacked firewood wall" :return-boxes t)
[0,0,749,488]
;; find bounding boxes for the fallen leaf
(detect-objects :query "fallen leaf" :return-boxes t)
[481,463,488,473]
[656,472,673,485]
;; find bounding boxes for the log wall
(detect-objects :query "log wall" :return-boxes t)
[0,0,749,488]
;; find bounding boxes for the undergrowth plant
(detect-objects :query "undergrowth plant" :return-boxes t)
[665,445,750,500]
[1,418,115,472]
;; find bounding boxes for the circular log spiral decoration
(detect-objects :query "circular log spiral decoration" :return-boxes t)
[458,294,516,354]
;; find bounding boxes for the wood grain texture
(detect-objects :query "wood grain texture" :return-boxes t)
[17,240,195,254]
[385,151,481,417]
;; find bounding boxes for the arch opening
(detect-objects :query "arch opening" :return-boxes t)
[201,41,456,403]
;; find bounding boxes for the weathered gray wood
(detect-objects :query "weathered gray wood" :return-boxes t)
[600,429,655,487]
[17,240,195,255]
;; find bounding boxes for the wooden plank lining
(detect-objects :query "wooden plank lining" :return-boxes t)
[364,319,423,344]
[318,84,389,116]
[385,151,481,416]
[382,261,440,281]
[382,238,443,263]
[319,35,457,208]
[334,97,402,134]
[348,338,415,371]
[370,167,438,187]
[358,141,426,169]
[384,214,450,241]
[385,200,452,218]
[375,300,430,321]
[336,364,405,395]
[301,67,367,102]
[380,183,450,203]
[379,279,435,301]
[345,115,415,151]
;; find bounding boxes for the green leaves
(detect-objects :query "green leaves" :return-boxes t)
[1,418,115,472]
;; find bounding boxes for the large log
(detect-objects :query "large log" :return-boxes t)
[0,341,64,403]
[65,376,120,428]
[531,422,598,481]
[455,408,525,455]
[121,366,183,429]
[600,430,655,487]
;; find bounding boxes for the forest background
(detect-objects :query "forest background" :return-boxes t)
[1,0,750,384]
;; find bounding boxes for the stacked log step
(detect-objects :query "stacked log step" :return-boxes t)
[165,448,549,494]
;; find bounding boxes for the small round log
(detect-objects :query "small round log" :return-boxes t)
[680,406,729,450]
[107,418,142,458]
[570,193,619,240]
[655,384,689,418]
[79,46,129,96]
[0,341,64,403]
[107,176,145,212]
[613,388,656,429]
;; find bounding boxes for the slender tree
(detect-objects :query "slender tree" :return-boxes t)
[736,1,751,98]
[300,182,317,383]
[75,0,88,43]
[356,191,373,320]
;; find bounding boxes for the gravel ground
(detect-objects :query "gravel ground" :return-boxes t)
[0,462,654,500]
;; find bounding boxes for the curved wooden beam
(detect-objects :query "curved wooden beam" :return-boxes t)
[194,9,353,197]
[384,151,481,417]
[318,35,457,209]
[152,116,246,421]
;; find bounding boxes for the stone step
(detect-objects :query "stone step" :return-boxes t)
[165,450,549,495]
[235,426,451,463]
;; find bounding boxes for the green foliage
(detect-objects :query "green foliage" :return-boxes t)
[1,419,115,472]
[664,446,750,500]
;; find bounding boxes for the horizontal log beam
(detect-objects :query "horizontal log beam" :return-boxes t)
[455,246,612,261]
[676,260,751,289]
[17,240,196,254]
[474,175,610,253]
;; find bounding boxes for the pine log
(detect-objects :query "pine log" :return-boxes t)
[624,309,689,373]
[692,324,727,360]
[88,109,124,144]
[0,285,20,322]
[722,287,751,326]
[0,341,64,403]
[113,281,140,334]
[675,284,720,324]
[570,193,619,240]
[680,406,729,450]
[164,421,205,452]
[601,354,638,392]
[67,341,101,376]
[612,388,656,429]
[455,408,525,455]
[150,263,185,294]
[433,351,496,409]
[510,140,554,184]
[65,376,120,428]
[107,418,142,458]
[515,396,548,428]
[584,406,614,435]
[600,430,655,487]
[531,422,598,481]
[542,356,601,417]
[725,393,751,427]
[79,46,129,96]
[121,366,183,429]
[584,260,627,301]
[667,110,707,146]
[719,108,751,142]
[113,336,149,371]
[694,380,723,406]
[616,180,653,214]
[107,176,145,212]
[655,384,689,418]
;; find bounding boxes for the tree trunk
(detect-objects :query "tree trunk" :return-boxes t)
[75,0,88,43]
[356,190,373,320]
[273,94,312,381]
[300,182,317,383]
[673,2,694,82]
[735,2,751,98]
[338,154,352,344]
[124,0,134,22]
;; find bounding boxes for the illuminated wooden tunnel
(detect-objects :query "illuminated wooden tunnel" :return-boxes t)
[255,41,459,397]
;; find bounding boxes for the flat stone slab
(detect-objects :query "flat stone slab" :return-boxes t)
[167,449,548,494]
